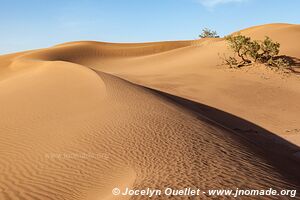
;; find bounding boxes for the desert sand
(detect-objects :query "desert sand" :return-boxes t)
[0,23,300,199]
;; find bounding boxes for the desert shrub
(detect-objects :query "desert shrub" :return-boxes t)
[247,40,261,62]
[225,34,252,63]
[224,34,291,69]
[258,36,280,62]
[199,28,220,38]
[219,54,245,68]
[224,56,239,67]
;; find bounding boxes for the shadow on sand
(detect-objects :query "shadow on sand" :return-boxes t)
[143,85,300,185]
[278,55,300,74]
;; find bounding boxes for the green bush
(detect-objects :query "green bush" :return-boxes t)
[225,34,252,63]
[247,40,260,62]
[199,28,220,38]
[259,36,280,62]
[224,34,290,69]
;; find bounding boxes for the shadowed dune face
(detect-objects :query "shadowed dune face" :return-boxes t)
[1,23,300,199]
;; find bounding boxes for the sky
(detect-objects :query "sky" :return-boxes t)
[0,0,299,54]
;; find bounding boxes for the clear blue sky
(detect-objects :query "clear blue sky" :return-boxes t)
[0,0,299,54]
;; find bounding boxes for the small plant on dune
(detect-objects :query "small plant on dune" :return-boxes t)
[219,53,243,68]
[247,40,261,62]
[258,36,280,62]
[199,28,220,38]
[223,34,291,70]
[223,56,239,68]
[225,34,252,64]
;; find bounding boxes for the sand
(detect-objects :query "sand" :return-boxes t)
[0,23,300,199]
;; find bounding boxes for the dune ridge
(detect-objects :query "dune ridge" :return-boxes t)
[1,23,300,199]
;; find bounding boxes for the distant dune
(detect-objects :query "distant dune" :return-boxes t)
[0,23,300,199]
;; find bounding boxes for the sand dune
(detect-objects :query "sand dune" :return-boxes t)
[0,23,300,199]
